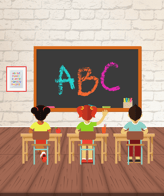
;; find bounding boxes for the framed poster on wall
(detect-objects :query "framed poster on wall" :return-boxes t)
[6,66,27,92]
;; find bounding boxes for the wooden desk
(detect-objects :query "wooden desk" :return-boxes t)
[20,133,62,164]
[67,133,109,164]
[113,133,155,164]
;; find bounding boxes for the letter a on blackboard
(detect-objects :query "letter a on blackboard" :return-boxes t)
[55,65,75,95]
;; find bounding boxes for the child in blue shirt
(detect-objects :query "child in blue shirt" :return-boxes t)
[121,104,148,163]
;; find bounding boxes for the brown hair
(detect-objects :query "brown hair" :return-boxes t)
[129,104,142,121]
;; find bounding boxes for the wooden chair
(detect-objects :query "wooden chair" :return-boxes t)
[78,131,97,165]
[32,131,50,165]
[126,131,144,165]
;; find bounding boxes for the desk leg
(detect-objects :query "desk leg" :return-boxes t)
[26,141,28,161]
[22,138,25,164]
[55,138,57,164]
[147,138,150,164]
[58,137,61,161]
[151,137,153,162]
[115,138,118,164]
[72,141,75,161]
[69,138,71,164]
[119,141,121,161]
[101,138,104,164]
[105,137,107,161]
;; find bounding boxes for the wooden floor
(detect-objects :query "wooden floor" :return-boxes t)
[0,127,164,195]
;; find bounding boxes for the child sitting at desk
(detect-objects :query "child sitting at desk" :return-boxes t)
[75,105,108,163]
[29,105,51,163]
[121,104,148,163]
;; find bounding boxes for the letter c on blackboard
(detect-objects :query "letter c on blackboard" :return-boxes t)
[100,62,120,92]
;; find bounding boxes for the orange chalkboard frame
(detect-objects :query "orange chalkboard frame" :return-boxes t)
[34,46,142,112]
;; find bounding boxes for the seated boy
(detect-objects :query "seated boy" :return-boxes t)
[121,104,148,163]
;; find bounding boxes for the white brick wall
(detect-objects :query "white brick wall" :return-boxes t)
[0,0,164,127]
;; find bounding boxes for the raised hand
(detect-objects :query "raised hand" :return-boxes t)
[102,109,108,117]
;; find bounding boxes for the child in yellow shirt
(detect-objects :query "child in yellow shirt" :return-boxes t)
[29,105,51,163]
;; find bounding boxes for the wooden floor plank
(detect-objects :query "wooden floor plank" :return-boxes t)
[154,155,164,170]
[148,128,164,155]
[0,154,30,190]
[0,127,10,135]
[1,128,28,155]
[0,127,24,149]
[155,127,164,136]
[141,155,164,192]
[1,127,164,195]
[28,155,65,193]
[0,155,12,168]
[120,155,163,193]
[1,154,43,193]
[82,155,109,193]
[55,155,81,193]
[101,154,136,193]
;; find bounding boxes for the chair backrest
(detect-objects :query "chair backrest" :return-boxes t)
[33,131,49,140]
[79,131,96,140]
[127,131,143,140]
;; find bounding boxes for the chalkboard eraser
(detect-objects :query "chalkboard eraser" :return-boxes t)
[47,106,55,108]
[102,106,111,108]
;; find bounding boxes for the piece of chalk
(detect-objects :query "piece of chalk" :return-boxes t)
[88,104,96,107]
[47,106,55,108]
[102,106,111,108]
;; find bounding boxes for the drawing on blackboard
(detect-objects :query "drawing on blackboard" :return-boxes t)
[100,62,120,91]
[78,67,99,96]
[55,63,120,97]
[55,65,75,95]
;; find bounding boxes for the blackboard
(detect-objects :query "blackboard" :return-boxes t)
[34,46,141,112]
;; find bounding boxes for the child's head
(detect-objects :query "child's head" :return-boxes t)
[77,105,97,121]
[129,104,142,122]
[31,105,50,121]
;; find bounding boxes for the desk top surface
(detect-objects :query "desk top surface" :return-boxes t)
[20,133,62,138]
[67,133,109,138]
[113,133,155,138]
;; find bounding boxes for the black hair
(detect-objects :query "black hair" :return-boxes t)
[129,104,142,121]
[31,105,50,121]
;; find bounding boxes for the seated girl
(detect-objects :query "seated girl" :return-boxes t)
[75,105,108,163]
[29,105,51,163]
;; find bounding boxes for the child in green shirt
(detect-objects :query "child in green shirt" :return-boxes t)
[75,105,108,163]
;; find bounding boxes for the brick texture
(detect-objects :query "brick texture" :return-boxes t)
[0,0,164,126]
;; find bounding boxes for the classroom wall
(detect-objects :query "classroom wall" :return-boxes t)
[0,0,164,127]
